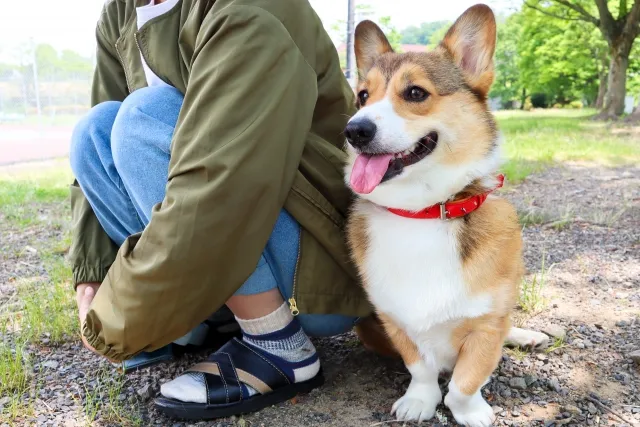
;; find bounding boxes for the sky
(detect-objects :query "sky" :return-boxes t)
[0,0,519,63]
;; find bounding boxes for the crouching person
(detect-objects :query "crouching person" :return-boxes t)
[69,0,371,419]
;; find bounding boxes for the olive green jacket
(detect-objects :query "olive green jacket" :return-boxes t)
[70,0,372,361]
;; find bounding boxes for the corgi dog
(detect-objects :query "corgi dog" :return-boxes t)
[345,5,537,426]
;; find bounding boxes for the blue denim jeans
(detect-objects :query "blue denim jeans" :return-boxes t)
[70,86,357,338]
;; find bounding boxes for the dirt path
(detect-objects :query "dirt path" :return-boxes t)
[1,162,638,427]
[0,125,72,166]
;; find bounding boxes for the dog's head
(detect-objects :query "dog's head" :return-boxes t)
[344,4,502,210]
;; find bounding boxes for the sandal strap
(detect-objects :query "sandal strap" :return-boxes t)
[186,338,291,405]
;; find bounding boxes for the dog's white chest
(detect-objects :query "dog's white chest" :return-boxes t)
[361,205,492,335]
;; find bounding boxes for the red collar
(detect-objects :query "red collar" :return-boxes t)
[387,174,505,220]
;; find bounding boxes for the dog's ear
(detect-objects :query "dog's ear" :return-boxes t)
[440,4,496,97]
[355,20,394,78]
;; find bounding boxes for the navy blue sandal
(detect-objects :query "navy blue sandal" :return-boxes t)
[154,338,324,420]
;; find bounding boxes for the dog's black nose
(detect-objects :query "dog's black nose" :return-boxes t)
[344,119,377,148]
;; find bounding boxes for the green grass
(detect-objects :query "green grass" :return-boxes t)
[496,109,640,183]
[0,161,73,227]
[519,252,553,314]
[18,256,77,344]
[0,340,33,423]
[546,337,567,354]
[0,161,78,423]
[505,346,528,361]
[80,368,143,427]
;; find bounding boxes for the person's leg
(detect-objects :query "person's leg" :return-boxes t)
[76,86,356,408]
[69,101,143,246]
[160,192,358,404]
[110,86,182,224]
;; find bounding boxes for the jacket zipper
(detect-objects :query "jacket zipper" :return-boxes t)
[114,39,132,93]
[288,231,302,316]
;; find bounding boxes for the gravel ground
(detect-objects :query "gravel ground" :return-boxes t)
[1,162,638,427]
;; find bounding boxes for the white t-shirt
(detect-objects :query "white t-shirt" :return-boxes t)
[136,0,180,87]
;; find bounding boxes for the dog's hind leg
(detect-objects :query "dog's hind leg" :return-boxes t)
[505,326,550,351]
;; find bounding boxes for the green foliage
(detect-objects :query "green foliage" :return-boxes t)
[530,93,549,108]
[427,25,450,49]
[400,21,449,45]
[379,16,402,51]
[517,4,605,106]
[490,13,524,104]
[34,43,93,79]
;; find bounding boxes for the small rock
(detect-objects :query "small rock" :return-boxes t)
[548,378,561,392]
[509,377,528,390]
[542,324,566,340]
[492,406,504,414]
[524,374,538,386]
[587,403,598,414]
[632,407,640,414]
[137,384,152,400]
[42,361,59,370]
[512,409,521,417]
[536,354,548,361]
[561,404,581,415]
[616,320,628,327]
[628,350,640,364]
[582,339,593,348]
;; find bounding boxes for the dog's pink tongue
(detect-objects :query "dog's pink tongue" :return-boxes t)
[350,153,394,194]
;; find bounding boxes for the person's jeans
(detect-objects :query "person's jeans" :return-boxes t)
[70,86,357,338]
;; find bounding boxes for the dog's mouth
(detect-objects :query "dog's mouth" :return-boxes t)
[349,132,439,194]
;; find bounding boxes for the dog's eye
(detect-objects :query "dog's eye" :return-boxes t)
[357,90,369,106]
[405,86,429,102]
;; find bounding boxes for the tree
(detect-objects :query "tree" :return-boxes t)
[490,13,525,107]
[518,6,607,106]
[379,16,403,51]
[525,0,640,118]
[400,21,449,45]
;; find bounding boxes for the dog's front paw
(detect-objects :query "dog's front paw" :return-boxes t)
[391,384,441,423]
[445,392,495,427]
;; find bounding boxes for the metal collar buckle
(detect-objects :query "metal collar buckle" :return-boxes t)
[439,203,449,220]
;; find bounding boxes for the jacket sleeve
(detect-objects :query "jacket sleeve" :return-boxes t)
[69,20,127,287]
[83,6,319,361]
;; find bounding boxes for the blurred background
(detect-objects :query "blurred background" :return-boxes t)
[1,0,638,165]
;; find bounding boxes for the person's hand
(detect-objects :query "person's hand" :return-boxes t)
[76,283,105,357]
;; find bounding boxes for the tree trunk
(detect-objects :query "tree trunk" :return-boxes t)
[626,99,640,122]
[595,49,608,109]
[520,87,527,110]
[601,46,630,117]
[595,71,607,109]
